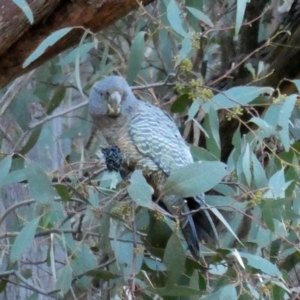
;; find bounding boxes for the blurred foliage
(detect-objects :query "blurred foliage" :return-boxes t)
[1,0,300,299]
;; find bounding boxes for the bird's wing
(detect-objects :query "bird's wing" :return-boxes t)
[128,102,193,175]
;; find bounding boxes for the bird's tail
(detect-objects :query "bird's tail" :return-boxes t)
[162,194,218,259]
[189,194,218,243]
[180,204,200,259]
[162,195,200,259]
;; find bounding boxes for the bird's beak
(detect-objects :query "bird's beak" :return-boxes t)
[107,91,122,117]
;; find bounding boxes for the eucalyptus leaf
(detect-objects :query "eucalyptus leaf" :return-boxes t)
[164,161,227,197]
[10,218,40,263]
[25,160,55,203]
[149,285,200,297]
[242,143,251,186]
[127,31,146,84]
[128,170,153,209]
[13,0,34,24]
[236,0,250,35]
[71,245,97,276]
[56,265,72,294]
[186,6,213,27]
[167,0,187,37]
[0,155,12,182]
[204,86,274,110]
[164,233,185,285]
[240,252,282,277]
[201,285,237,300]
[23,27,73,67]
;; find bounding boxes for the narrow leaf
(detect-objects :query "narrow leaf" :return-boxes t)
[127,31,146,84]
[163,233,185,285]
[236,0,250,35]
[167,0,187,37]
[13,0,34,24]
[251,153,268,188]
[56,265,72,294]
[149,285,200,297]
[23,27,73,67]
[278,94,297,151]
[75,30,91,97]
[10,218,40,263]
[210,207,243,245]
[186,7,213,27]
[177,34,192,64]
[208,104,220,149]
[242,143,251,186]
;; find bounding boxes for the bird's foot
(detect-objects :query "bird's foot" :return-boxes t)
[101,146,122,172]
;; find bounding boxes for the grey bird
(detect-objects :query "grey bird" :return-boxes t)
[89,75,218,259]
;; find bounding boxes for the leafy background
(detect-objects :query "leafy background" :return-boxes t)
[1,0,300,299]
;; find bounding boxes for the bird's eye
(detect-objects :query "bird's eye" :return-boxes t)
[106,91,110,96]
[99,91,103,97]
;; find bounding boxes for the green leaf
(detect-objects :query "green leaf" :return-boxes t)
[0,169,28,189]
[236,0,250,35]
[261,201,275,232]
[204,86,274,110]
[128,170,153,208]
[23,27,73,67]
[86,269,120,280]
[177,34,192,64]
[250,117,276,137]
[25,160,55,203]
[71,245,97,276]
[54,184,69,201]
[163,161,227,197]
[242,143,251,186]
[264,169,293,199]
[47,86,66,114]
[240,253,282,277]
[171,94,190,113]
[163,233,185,285]
[0,155,12,181]
[144,257,167,271]
[187,98,202,121]
[75,29,91,97]
[19,126,43,155]
[210,206,243,245]
[251,152,268,188]
[10,218,40,263]
[208,104,220,149]
[278,94,297,151]
[60,42,94,65]
[167,0,187,37]
[186,7,213,27]
[127,31,146,84]
[13,0,34,24]
[189,145,218,162]
[110,230,144,281]
[149,285,201,297]
[56,265,72,294]
[199,285,237,300]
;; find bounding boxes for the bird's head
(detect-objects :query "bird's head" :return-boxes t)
[89,76,135,118]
